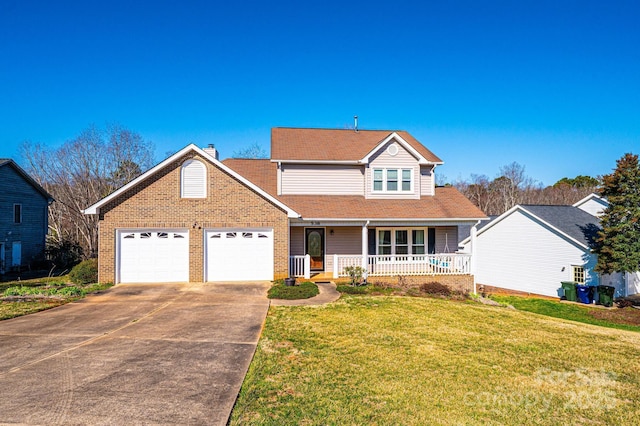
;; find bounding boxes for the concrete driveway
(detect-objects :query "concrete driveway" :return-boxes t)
[0,282,271,425]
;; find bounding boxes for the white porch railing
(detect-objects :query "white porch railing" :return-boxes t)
[289,255,311,279]
[289,253,471,279]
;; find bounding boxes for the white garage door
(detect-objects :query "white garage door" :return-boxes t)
[118,230,189,283]
[205,229,273,281]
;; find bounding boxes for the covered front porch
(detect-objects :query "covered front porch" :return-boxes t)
[288,221,474,279]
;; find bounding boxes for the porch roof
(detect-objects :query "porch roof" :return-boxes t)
[222,159,486,221]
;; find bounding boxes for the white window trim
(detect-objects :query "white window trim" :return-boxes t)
[376,227,427,256]
[572,265,585,284]
[372,168,413,193]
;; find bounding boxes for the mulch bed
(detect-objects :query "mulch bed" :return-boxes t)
[589,306,640,326]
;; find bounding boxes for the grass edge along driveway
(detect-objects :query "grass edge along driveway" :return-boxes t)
[230,296,640,425]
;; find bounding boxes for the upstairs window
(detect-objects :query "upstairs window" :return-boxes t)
[372,168,412,192]
[13,204,22,224]
[181,159,207,198]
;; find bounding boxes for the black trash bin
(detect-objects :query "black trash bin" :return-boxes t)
[596,285,615,307]
[561,281,577,302]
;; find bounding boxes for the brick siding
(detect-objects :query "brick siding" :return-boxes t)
[96,153,289,283]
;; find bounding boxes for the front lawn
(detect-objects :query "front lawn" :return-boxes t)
[491,295,640,332]
[230,296,640,425]
[0,276,112,320]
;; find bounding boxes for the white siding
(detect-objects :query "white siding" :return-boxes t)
[600,271,640,297]
[576,198,607,217]
[435,227,457,253]
[366,141,420,199]
[472,210,595,297]
[420,166,435,196]
[281,164,364,195]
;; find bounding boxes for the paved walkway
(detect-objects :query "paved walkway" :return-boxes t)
[271,281,341,306]
[0,282,271,425]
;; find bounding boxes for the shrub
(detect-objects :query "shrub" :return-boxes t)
[268,281,319,300]
[69,259,98,285]
[343,266,366,286]
[46,238,84,269]
[336,285,368,294]
[3,286,45,297]
[56,286,85,297]
[419,282,452,296]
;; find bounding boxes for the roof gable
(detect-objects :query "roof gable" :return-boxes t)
[463,204,600,249]
[270,128,443,164]
[83,145,299,218]
[0,159,53,201]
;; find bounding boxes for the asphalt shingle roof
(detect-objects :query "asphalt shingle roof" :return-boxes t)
[521,205,601,247]
[270,128,443,163]
[222,158,486,220]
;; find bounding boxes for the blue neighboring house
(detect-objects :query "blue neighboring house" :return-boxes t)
[0,159,53,274]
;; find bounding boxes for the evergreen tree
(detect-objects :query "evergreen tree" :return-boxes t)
[594,153,640,274]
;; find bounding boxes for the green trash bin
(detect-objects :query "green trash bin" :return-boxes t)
[597,285,615,307]
[561,281,577,302]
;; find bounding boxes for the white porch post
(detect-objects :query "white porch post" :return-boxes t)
[470,222,478,294]
[362,221,369,277]
[333,254,339,279]
[304,254,311,279]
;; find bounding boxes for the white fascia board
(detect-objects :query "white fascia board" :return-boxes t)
[572,193,608,208]
[460,205,589,250]
[270,159,360,165]
[359,132,443,166]
[84,144,300,219]
[296,217,486,223]
[518,207,590,250]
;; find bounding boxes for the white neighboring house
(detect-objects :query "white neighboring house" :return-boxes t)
[459,194,639,298]
[572,193,608,218]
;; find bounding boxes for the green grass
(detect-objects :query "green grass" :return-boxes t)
[0,278,113,320]
[491,295,640,332]
[267,281,319,300]
[230,296,640,425]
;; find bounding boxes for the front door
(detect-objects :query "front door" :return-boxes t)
[305,228,325,271]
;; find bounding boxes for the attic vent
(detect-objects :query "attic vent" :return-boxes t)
[387,143,399,156]
[181,159,207,198]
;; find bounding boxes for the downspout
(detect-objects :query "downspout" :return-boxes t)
[470,220,481,295]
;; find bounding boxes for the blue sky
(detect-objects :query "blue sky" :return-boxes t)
[1,0,638,186]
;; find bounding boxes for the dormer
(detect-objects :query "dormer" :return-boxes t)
[270,128,443,198]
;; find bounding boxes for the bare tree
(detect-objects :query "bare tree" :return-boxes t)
[232,142,267,159]
[20,124,155,260]
[455,161,598,215]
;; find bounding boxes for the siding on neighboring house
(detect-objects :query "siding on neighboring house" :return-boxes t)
[469,209,597,297]
[420,165,435,196]
[435,226,457,253]
[0,164,49,269]
[366,141,420,199]
[280,164,364,195]
[575,198,607,217]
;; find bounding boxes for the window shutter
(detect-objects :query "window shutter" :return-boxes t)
[181,160,207,198]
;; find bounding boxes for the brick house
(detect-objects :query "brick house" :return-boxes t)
[84,128,486,285]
